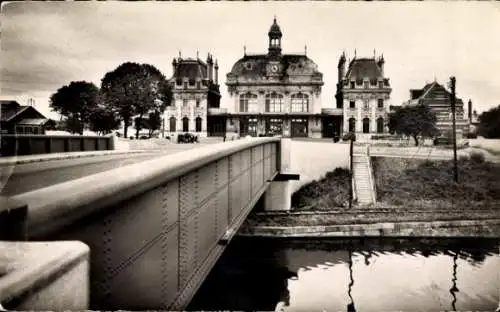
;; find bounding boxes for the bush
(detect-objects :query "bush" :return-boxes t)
[458,155,470,162]
[129,136,134,140]
[470,151,485,163]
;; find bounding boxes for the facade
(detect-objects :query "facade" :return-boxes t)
[163,54,222,137]
[336,52,392,139]
[404,81,469,138]
[226,18,335,138]
[0,100,49,134]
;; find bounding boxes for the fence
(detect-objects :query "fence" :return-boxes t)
[0,134,114,156]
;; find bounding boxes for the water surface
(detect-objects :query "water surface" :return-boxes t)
[188,237,500,312]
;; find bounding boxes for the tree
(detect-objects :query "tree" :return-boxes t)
[388,104,439,146]
[62,116,84,135]
[147,111,162,138]
[100,62,172,138]
[133,111,162,138]
[477,105,500,138]
[49,81,99,134]
[89,105,121,135]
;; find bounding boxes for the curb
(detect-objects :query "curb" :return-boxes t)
[0,150,153,166]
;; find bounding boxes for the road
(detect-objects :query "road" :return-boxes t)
[0,145,208,196]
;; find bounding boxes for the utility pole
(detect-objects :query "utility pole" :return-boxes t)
[450,76,458,183]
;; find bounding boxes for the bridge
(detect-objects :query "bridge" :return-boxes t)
[0,137,297,311]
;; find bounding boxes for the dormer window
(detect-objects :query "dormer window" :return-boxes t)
[350,81,355,89]
[176,79,182,86]
[379,81,384,89]
[189,79,195,86]
[356,79,363,86]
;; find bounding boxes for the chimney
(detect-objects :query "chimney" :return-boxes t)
[468,99,472,120]
[214,59,219,85]
[207,53,213,81]
[338,52,346,83]
[172,58,178,76]
[378,54,385,77]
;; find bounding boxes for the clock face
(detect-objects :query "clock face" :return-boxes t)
[271,65,279,73]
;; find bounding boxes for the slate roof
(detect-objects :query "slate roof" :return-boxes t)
[0,101,28,122]
[345,58,383,80]
[409,81,464,107]
[171,58,208,80]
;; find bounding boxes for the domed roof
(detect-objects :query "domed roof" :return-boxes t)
[268,17,282,38]
[227,54,322,81]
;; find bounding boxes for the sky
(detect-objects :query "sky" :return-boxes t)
[1,1,500,120]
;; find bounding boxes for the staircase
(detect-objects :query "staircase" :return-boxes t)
[353,154,376,206]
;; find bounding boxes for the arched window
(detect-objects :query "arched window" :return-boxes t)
[195,117,202,132]
[291,93,309,113]
[182,117,189,132]
[239,93,258,113]
[169,117,176,132]
[363,118,370,133]
[348,118,356,132]
[265,93,284,113]
[377,117,384,133]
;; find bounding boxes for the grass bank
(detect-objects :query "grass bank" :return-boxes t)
[290,167,350,210]
[372,154,500,208]
[244,154,500,228]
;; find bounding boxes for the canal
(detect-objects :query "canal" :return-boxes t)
[188,237,500,312]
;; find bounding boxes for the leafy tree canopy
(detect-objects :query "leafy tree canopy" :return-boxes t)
[388,104,439,146]
[478,105,500,138]
[89,105,121,136]
[100,62,172,138]
[49,81,99,134]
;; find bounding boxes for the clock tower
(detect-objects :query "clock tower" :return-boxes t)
[268,17,282,58]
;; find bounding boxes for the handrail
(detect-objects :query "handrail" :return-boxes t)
[12,137,280,239]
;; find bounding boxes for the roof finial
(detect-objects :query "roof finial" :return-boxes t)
[274,15,277,23]
[373,49,376,58]
[244,45,247,56]
[178,51,181,59]
[354,49,357,58]
[196,50,199,59]
[304,44,307,56]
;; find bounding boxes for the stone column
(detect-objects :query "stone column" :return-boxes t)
[264,138,292,211]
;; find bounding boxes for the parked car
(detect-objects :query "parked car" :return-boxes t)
[177,133,198,143]
[433,136,452,146]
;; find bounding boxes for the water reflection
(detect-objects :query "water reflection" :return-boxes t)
[347,249,356,312]
[188,238,500,312]
[450,251,458,311]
